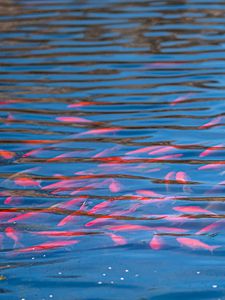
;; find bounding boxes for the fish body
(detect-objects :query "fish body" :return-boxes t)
[149,235,163,250]
[177,237,220,252]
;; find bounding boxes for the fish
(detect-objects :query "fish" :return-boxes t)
[149,235,164,250]
[58,196,88,209]
[23,149,42,158]
[148,146,175,156]
[126,146,161,155]
[78,127,121,136]
[199,144,224,157]
[56,116,92,123]
[136,190,164,198]
[196,222,222,235]
[15,240,78,253]
[8,211,45,223]
[68,101,92,108]
[88,201,111,215]
[199,116,222,129]
[47,151,79,162]
[107,233,127,246]
[108,224,151,231]
[109,179,121,193]
[198,163,225,170]
[0,150,15,159]
[176,171,191,192]
[93,145,120,158]
[14,177,41,188]
[150,154,183,162]
[5,227,21,247]
[4,196,22,205]
[173,206,214,214]
[33,231,89,237]
[170,94,193,106]
[164,171,176,191]
[176,237,220,252]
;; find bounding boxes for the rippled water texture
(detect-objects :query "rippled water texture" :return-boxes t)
[1,0,225,299]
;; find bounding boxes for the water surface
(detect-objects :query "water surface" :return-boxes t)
[0,0,225,299]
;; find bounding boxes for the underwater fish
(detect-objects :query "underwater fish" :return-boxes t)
[176,237,220,252]
[149,235,164,250]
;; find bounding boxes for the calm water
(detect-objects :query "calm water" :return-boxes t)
[1,0,225,299]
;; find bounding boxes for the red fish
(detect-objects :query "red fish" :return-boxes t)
[58,196,88,209]
[4,196,22,205]
[8,211,46,223]
[173,206,214,214]
[198,163,225,170]
[148,146,175,155]
[176,237,220,252]
[68,101,92,108]
[34,231,88,237]
[136,190,164,198]
[14,177,40,187]
[126,146,160,155]
[56,116,92,123]
[199,144,224,157]
[199,116,222,129]
[149,235,164,250]
[150,154,183,162]
[170,94,193,106]
[108,224,151,231]
[107,233,127,246]
[109,179,121,193]
[164,171,176,191]
[5,227,21,247]
[15,240,78,253]
[78,127,121,136]
[0,150,15,159]
[196,222,221,235]
[23,149,42,158]
[88,201,111,215]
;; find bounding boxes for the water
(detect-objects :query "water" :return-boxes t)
[1,0,225,299]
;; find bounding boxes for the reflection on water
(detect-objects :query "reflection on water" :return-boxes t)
[1,0,225,299]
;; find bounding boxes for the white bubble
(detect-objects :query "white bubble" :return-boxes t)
[212,285,218,288]
[135,274,139,277]
[125,269,129,273]
[31,257,35,260]
[49,295,53,298]
[196,271,200,275]
[58,272,62,275]
[120,277,124,281]
[110,281,114,284]
[108,266,112,270]
[98,281,102,285]
[102,273,106,276]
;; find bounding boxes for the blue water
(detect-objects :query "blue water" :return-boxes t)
[1,0,225,299]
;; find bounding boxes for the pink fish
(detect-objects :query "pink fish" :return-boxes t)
[68,101,92,108]
[5,227,21,247]
[164,171,176,191]
[57,196,88,209]
[126,146,160,155]
[154,226,187,233]
[199,116,222,129]
[108,224,151,231]
[109,179,121,193]
[150,154,183,162]
[15,240,78,253]
[176,237,220,252]
[173,206,214,214]
[170,94,193,106]
[176,171,189,184]
[93,146,120,158]
[79,127,121,136]
[88,201,111,215]
[47,151,79,162]
[199,144,224,157]
[136,190,164,198]
[149,146,175,155]
[8,211,44,223]
[56,116,92,123]
[57,213,78,227]
[196,222,221,235]
[14,177,40,187]
[4,196,22,205]
[198,163,225,170]
[107,233,127,246]
[149,235,164,250]
[0,150,15,159]
[23,149,42,158]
